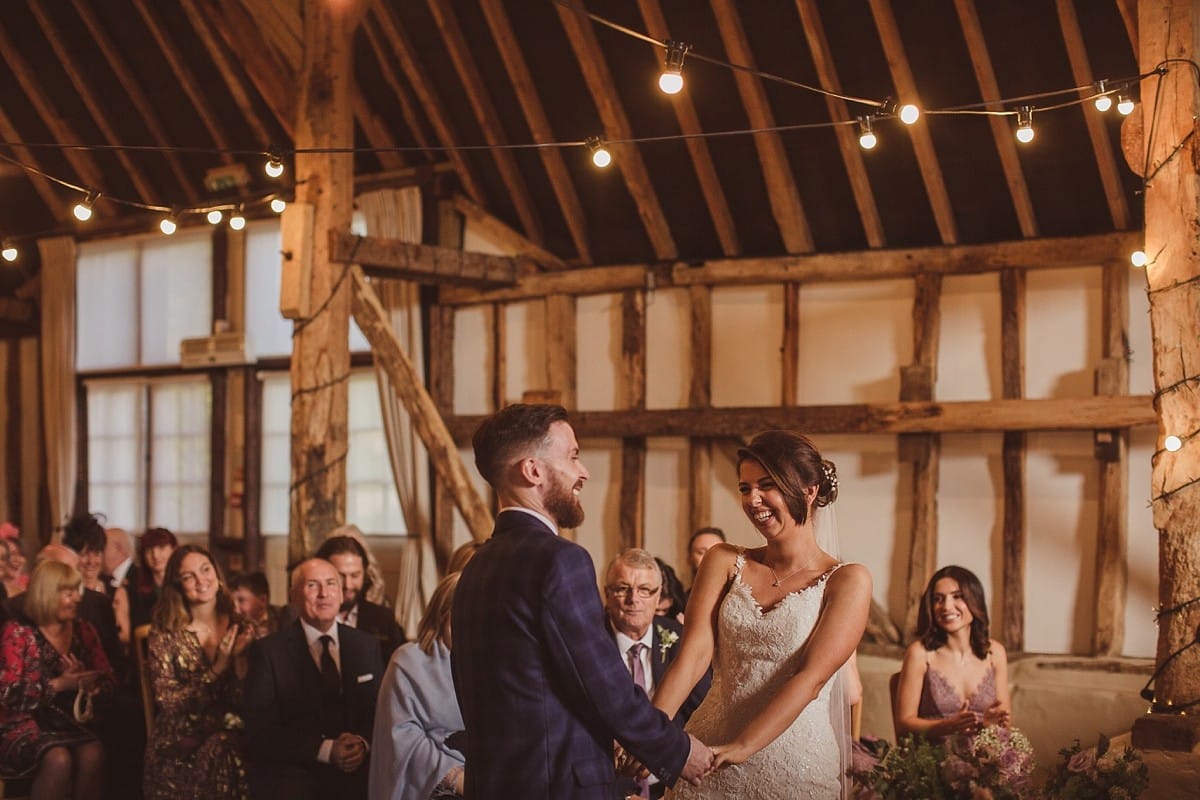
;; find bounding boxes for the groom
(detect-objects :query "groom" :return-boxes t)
[452,403,713,799]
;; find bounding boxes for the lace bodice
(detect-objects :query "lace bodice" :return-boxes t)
[918,659,997,721]
[667,550,845,800]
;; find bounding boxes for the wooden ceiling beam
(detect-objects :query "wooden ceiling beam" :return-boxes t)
[794,0,886,248]
[555,2,678,260]
[131,0,235,165]
[237,0,303,70]
[69,0,197,205]
[28,0,158,208]
[330,231,519,287]
[1055,0,1131,230]
[953,0,1038,237]
[1115,0,1138,51]
[209,0,297,136]
[370,3,487,203]
[451,195,566,270]
[425,0,544,247]
[352,93,406,171]
[868,0,958,244]
[362,21,436,163]
[636,0,741,257]
[438,231,1138,305]
[0,19,110,208]
[479,0,592,263]
[709,0,813,253]
[0,105,70,221]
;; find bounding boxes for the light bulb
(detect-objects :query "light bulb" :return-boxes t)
[265,156,284,178]
[270,197,286,213]
[1131,250,1147,268]
[206,209,223,225]
[899,104,920,125]
[73,197,94,222]
[858,117,877,150]
[229,213,246,231]
[1,244,17,263]
[1015,106,1034,143]
[658,40,690,96]
[1165,435,1182,452]
[1117,94,1135,115]
[658,71,683,95]
[159,217,177,236]
[587,137,611,168]
[1095,95,1112,112]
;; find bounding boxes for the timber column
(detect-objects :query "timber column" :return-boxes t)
[286,0,365,564]
[1131,0,1200,751]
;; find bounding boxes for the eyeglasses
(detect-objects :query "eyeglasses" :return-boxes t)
[606,584,661,599]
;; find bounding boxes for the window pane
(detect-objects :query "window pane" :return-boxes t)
[77,242,138,369]
[148,380,210,533]
[347,372,405,535]
[244,222,293,359]
[86,382,144,530]
[259,374,291,536]
[141,233,213,365]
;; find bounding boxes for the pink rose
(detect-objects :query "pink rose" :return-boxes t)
[1067,749,1096,773]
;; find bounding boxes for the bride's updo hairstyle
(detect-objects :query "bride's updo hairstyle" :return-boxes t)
[736,430,838,526]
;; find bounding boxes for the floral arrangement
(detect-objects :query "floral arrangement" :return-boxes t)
[1041,734,1148,800]
[850,726,1036,799]
[655,625,679,662]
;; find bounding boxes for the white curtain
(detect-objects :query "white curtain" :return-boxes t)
[356,187,438,635]
[38,236,77,538]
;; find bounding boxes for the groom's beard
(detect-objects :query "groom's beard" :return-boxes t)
[545,477,585,530]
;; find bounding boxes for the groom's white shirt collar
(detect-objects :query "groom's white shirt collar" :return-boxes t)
[500,505,560,536]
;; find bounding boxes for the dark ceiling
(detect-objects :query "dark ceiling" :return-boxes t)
[0,0,1143,309]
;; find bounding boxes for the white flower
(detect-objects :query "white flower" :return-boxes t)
[656,625,679,662]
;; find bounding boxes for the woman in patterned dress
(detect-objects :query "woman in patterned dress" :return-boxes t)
[143,545,254,800]
[0,560,113,800]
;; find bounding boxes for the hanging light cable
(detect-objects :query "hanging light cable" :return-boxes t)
[658,40,691,95]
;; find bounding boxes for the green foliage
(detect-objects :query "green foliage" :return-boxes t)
[1041,735,1149,800]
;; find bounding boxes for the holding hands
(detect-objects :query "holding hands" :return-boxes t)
[615,734,716,787]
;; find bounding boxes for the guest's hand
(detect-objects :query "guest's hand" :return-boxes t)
[942,702,983,736]
[710,740,752,770]
[982,701,1010,728]
[614,743,649,779]
[680,734,714,784]
[331,733,367,772]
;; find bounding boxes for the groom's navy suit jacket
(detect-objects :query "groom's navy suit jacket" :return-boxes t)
[452,509,691,800]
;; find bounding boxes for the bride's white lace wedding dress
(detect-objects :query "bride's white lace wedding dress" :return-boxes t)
[667,549,846,800]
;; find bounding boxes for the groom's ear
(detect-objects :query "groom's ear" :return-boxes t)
[516,455,543,486]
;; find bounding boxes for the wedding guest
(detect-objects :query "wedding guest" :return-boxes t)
[62,514,109,595]
[114,527,178,645]
[103,527,135,599]
[144,545,253,800]
[0,525,30,597]
[0,560,113,800]
[324,524,389,607]
[895,565,1011,739]
[314,537,406,662]
[685,528,725,584]
[369,571,465,800]
[445,541,481,574]
[654,557,687,623]
[229,572,281,640]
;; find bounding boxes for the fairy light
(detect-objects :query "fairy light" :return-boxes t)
[899,104,920,125]
[229,209,246,231]
[265,151,285,178]
[1093,79,1112,112]
[1,242,17,263]
[1131,250,1148,267]
[587,137,612,168]
[658,40,690,95]
[1117,93,1136,115]
[1015,106,1035,144]
[206,209,223,225]
[857,116,877,150]
[159,215,177,236]
[1165,435,1183,452]
[73,191,98,222]
[270,197,286,213]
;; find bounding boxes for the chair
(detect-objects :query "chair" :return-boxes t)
[888,672,902,740]
[133,623,155,738]
[850,699,863,742]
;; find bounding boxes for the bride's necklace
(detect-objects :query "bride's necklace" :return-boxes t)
[763,555,819,587]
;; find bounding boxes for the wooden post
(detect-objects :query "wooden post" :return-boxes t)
[688,286,713,537]
[620,290,647,551]
[1000,269,1026,652]
[431,200,461,573]
[1131,0,1200,752]
[285,0,364,565]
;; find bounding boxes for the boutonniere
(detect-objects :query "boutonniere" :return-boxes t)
[656,625,679,662]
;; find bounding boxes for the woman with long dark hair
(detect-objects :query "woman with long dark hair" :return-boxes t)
[894,565,1011,739]
[113,527,178,645]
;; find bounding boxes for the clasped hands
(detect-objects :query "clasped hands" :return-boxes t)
[330,732,369,773]
[617,733,742,786]
[50,653,101,695]
[945,700,1010,736]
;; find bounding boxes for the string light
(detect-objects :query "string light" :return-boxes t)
[1131,249,1148,267]
[1117,93,1136,115]
[159,214,178,236]
[1093,80,1112,112]
[857,116,877,150]
[265,150,284,178]
[587,137,612,168]
[1015,106,1035,143]
[1165,435,1183,452]
[658,40,690,95]
[206,209,223,225]
[229,209,246,231]
[73,191,98,222]
[899,104,921,125]
[269,196,286,213]
[1,242,17,262]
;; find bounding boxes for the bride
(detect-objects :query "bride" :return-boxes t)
[652,430,870,799]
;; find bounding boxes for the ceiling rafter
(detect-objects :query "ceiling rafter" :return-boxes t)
[1115,0,1137,51]
[0,104,68,221]
[0,18,110,210]
[28,0,158,208]
[794,0,886,249]
[370,2,487,203]
[451,194,565,271]
[636,0,741,257]
[868,0,958,245]
[953,0,1038,238]
[362,21,438,164]
[130,0,235,166]
[237,0,302,69]
[425,0,544,246]
[351,93,406,171]
[69,0,197,205]
[208,0,296,137]
[479,0,592,264]
[709,0,813,253]
[1055,0,1131,230]
[555,2,678,261]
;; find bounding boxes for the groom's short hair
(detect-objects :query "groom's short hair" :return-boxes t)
[473,403,569,488]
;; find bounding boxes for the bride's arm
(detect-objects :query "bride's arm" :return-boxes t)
[652,543,737,719]
[712,563,871,768]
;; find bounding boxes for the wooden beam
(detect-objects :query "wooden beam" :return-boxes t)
[636,0,740,256]
[439,232,1141,305]
[238,0,303,69]
[620,290,647,550]
[688,284,713,535]
[1000,269,1026,651]
[0,105,68,221]
[445,395,1156,443]
[710,0,813,253]
[903,436,939,637]
[211,0,298,133]
[451,195,566,270]
[545,295,577,410]
[370,4,487,202]
[491,305,507,412]
[868,0,957,244]
[794,0,886,248]
[556,3,678,260]
[352,91,406,171]
[1055,0,1132,230]
[425,0,544,246]
[953,0,1038,237]
[479,0,592,263]
[362,21,435,164]
[352,266,494,542]
[620,439,646,551]
[782,283,799,406]
[1115,0,1138,51]
[329,231,519,287]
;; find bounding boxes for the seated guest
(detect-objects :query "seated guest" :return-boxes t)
[0,525,30,597]
[102,527,135,599]
[243,558,382,800]
[369,571,465,800]
[654,557,687,623]
[324,523,389,606]
[229,572,282,640]
[62,514,109,595]
[114,527,178,646]
[445,541,481,575]
[0,560,113,800]
[604,549,710,799]
[144,545,253,800]
[685,527,725,586]
[314,537,406,662]
[895,565,1011,739]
